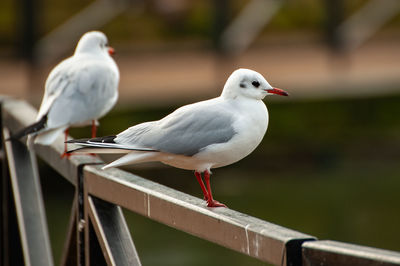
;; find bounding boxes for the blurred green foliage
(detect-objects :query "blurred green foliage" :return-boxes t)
[2,0,400,48]
[2,0,399,264]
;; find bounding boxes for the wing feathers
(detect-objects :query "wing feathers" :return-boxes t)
[66,136,158,152]
[102,152,157,169]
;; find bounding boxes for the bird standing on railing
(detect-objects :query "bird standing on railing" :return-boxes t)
[67,68,288,207]
[9,31,119,158]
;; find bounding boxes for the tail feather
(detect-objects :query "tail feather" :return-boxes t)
[66,136,158,152]
[67,147,131,154]
[102,152,158,169]
[34,126,67,145]
[8,115,47,140]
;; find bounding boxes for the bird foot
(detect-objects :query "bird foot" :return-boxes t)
[206,200,227,208]
[61,152,71,159]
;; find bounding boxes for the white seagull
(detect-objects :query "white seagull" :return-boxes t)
[11,31,119,157]
[67,68,288,207]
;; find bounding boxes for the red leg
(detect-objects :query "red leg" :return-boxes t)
[204,170,226,208]
[91,120,97,138]
[61,128,71,158]
[87,120,98,156]
[194,171,209,201]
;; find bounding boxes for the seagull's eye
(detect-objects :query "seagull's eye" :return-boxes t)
[252,81,260,88]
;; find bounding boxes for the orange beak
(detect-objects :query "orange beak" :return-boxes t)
[108,47,115,55]
[265,87,289,96]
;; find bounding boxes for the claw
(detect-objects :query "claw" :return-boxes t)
[61,152,71,159]
[207,200,227,208]
[195,170,227,207]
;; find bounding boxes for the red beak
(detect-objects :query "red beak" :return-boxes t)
[108,47,115,55]
[265,87,289,96]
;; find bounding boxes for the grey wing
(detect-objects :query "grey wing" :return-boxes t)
[44,60,118,129]
[36,57,74,120]
[116,104,237,156]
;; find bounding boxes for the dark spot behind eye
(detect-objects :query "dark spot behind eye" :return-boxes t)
[252,81,260,88]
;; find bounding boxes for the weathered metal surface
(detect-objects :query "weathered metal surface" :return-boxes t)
[303,240,400,266]
[84,165,315,265]
[88,196,142,266]
[3,128,54,266]
[1,113,24,266]
[4,97,400,266]
[1,98,101,186]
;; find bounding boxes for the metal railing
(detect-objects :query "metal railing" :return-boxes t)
[1,97,400,266]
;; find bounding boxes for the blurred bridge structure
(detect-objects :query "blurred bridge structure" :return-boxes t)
[2,2,400,265]
[1,0,400,107]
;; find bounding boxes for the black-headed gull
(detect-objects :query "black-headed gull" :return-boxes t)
[67,68,288,207]
[11,31,119,157]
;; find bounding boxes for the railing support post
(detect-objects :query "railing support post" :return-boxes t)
[76,164,87,266]
[3,97,400,266]
[2,128,53,266]
[1,106,24,266]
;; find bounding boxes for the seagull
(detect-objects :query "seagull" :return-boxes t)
[67,68,288,207]
[10,31,119,157]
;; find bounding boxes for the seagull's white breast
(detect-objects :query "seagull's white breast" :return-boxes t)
[198,98,268,169]
[160,98,269,172]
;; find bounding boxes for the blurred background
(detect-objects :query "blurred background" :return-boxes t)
[1,0,400,265]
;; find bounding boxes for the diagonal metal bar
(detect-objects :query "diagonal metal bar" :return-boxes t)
[59,197,78,266]
[87,221,108,266]
[34,0,135,65]
[88,195,142,266]
[220,0,283,55]
[4,97,400,266]
[84,165,314,265]
[3,128,54,266]
[2,98,102,186]
[337,0,400,51]
[1,105,24,266]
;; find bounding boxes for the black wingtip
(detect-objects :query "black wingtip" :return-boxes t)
[66,135,117,144]
[65,138,91,144]
[90,135,117,143]
[10,115,47,140]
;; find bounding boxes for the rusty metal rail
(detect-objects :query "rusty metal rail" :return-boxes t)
[1,97,400,266]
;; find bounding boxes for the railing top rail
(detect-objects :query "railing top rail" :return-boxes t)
[84,165,314,265]
[2,96,314,264]
[303,240,400,266]
[2,96,400,266]
[2,97,101,186]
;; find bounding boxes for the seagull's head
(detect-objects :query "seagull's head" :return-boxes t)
[221,68,288,100]
[74,31,115,57]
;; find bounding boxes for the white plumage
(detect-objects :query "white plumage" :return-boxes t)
[69,68,288,207]
[13,31,119,156]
